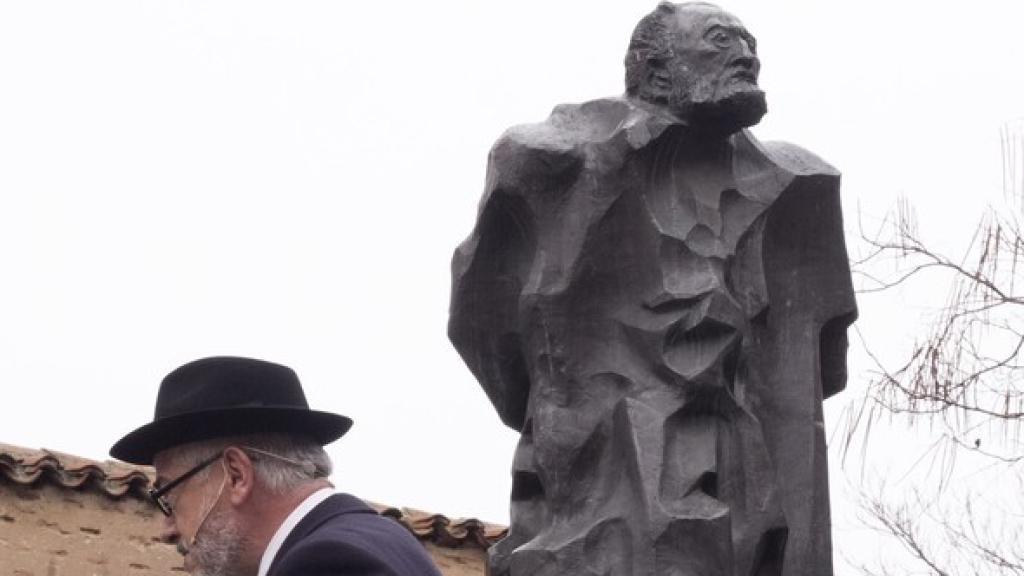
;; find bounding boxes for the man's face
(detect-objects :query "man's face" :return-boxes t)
[153,453,248,576]
[663,4,766,131]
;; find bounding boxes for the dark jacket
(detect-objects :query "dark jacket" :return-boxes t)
[267,493,442,576]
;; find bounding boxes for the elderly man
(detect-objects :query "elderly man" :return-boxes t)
[450,2,855,575]
[110,356,442,576]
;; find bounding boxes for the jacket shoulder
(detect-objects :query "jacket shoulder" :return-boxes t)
[272,496,440,576]
[274,538,397,576]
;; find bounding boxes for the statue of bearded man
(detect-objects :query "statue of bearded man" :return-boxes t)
[449,3,857,575]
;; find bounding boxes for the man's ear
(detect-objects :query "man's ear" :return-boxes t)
[221,446,256,506]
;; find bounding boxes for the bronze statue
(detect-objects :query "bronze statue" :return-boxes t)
[449,3,857,574]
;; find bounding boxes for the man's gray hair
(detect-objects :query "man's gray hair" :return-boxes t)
[160,433,333,494]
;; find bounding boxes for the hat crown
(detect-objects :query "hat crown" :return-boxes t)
[111,355,351,464]
[156,356,310,419]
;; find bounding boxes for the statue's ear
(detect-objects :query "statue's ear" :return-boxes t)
[646,59,672,99]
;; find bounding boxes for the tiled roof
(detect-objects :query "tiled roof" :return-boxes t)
[0,442,506,549]
[374,504,506,549]
[0,442,152,498]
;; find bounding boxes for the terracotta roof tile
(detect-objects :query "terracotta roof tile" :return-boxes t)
[0,442,506,549]
[0,442,152,498]
[373,504,508,549]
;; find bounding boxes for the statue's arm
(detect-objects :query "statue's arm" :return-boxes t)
[760,140,857,399]
[449,129,581,430]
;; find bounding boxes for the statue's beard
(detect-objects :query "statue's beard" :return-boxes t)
[667,76,767,135]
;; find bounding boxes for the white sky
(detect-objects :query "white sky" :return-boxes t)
[1,1,1022,574]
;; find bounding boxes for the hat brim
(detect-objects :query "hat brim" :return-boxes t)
[109,406,353,465]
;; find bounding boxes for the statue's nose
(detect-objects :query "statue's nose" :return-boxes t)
[733,41,760,77]
[739,37,755,56]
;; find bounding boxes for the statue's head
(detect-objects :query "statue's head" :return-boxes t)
[625,2,766,134]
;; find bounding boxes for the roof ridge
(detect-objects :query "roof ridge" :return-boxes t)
[0,442,152,498]
[0,442,506,549]
[373,504,507,549]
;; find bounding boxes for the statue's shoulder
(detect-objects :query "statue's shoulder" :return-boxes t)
[495,96,639,151]
[757,139,839,178]
[488,97,674,189]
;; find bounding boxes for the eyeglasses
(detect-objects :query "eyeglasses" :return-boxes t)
[147,446,317,517]
[149,451,223,517]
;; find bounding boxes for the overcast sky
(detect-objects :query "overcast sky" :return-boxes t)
[1,1,1022,573]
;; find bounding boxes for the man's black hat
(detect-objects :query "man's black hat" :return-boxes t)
[109,356,352,464]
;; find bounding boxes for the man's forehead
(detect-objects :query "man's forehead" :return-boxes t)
[152,450,179,480]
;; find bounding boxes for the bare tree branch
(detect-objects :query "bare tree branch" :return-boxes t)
[847,157,1024,574]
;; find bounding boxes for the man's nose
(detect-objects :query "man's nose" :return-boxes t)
[160,515,181,545]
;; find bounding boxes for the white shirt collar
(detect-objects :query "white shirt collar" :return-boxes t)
[257,487,335,576]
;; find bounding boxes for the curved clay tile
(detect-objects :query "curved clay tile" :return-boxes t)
[375,505,508,549]
[0,443,151,499]
[1,442,506,549]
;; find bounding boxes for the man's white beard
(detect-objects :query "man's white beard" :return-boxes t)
[180,507,248,576]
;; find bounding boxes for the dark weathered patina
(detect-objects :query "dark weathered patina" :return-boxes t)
[450,4,856,574]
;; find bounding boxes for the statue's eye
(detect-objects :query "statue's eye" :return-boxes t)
[708,29,732,48]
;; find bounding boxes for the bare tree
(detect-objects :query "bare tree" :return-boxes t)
[843,120,1024,575]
